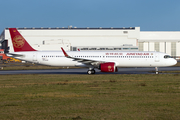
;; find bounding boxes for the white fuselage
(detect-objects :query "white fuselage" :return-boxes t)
[9,51,177,68]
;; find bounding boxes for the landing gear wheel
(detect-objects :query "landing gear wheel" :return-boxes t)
[87,70,92,75]
[87,70,96,75]
[92,70,95,74]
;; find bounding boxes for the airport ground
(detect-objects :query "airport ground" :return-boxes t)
[0,61,180,119]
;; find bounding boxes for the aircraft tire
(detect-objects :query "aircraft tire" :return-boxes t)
[92,70,96,74]
[87,70,95,75]
[87,70,92,75]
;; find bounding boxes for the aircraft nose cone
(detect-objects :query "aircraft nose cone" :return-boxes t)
[173,59,177,65]
[166,59,177,66]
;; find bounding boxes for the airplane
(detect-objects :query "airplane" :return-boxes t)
[7,28,177,74]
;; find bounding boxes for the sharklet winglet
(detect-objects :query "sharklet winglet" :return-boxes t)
[61,47,70,57]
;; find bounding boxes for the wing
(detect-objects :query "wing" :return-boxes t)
[61,47,105,66]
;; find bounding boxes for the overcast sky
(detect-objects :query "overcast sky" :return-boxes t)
[0,0,180,32]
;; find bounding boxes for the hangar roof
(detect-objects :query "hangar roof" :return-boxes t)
[5,27,135,30]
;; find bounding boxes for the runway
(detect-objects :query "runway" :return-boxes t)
[0,67,180,75]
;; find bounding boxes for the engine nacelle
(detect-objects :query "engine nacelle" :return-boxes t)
[99,62,118,72]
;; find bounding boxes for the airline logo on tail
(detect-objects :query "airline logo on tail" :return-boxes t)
[13,35,25,48]
[9,28,36,52]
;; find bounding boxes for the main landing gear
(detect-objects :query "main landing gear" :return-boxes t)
[155,67,159,74]
[87,68,96,75]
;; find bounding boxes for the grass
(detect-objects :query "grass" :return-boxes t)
[0,74,180,119]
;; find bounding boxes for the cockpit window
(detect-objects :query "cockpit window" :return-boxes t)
[164,55,171,59]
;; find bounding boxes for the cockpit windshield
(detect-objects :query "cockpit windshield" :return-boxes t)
[164,55,171,59]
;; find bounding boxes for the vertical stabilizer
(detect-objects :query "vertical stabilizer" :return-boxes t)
[9,28,36,52]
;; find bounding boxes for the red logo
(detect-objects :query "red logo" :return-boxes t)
[13,35,25,48]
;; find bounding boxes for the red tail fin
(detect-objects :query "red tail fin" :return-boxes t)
[9,28,36,52]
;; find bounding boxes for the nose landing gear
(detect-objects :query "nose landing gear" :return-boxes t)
[155,67,159,74]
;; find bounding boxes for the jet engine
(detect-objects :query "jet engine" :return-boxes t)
[99,62,118,72]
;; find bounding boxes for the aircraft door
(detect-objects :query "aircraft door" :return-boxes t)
[33,53,37,62]
[155,53,159,62]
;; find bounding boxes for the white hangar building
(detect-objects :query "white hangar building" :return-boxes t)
[139,31,180,58]
[0,27,180,58]
[0,27,140,52]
